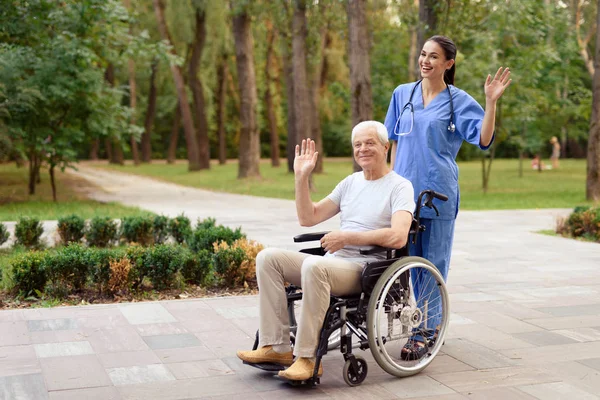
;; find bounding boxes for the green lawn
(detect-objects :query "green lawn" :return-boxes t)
[0,164,153,221]
[91,158,595,210]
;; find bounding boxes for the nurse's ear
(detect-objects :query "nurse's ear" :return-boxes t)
[445,58,455,71]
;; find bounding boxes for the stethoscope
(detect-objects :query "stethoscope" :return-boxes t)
[392,79,456,137]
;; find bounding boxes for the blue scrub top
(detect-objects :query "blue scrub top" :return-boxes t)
[384,82,493,220]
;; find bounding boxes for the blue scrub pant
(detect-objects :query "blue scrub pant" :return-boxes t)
[408,218,455,343]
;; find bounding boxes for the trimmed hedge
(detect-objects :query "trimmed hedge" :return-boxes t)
[57,215,85,244]
[15,217,43,248]
[86,216,119,247]
[0,223,9,246]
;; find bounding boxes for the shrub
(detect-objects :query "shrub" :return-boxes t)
[108,257,132,293]
[44,244,90,292]
[0,223,9,246]
[168,214,191,244]
[188,219,245,253]
[181,248,212,285]
[57,214,85,244]
[11,251,47,295]
[143,244,186,290]
[86,217,118,247]
[14,217,43,248]
[212,242,247,287]
[561,206,600,241]
[125,245,148,289]
[89,247,125,293]
[121,216,154,246]
[153,215,170,244]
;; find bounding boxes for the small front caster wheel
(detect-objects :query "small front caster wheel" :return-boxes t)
[342,356,368,386]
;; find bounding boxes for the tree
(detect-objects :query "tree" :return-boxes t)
[265,20,281,167]
[124,0,140,166]
[189,1,211,170]
[153,0,202,171]
[141,60,157,162]
[587,0,600,201]
[347,0,373,171]
[291,0,312,152]
[231,2,261,178]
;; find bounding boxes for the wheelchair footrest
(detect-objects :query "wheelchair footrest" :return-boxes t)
[242,361,286,372]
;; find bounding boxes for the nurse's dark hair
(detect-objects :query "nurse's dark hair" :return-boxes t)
[426,35,456,85]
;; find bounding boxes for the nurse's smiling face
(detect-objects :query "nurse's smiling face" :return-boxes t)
[419,41,454,82]
[352,127,389,171]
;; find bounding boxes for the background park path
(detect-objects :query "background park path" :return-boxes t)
[1,165,600,399]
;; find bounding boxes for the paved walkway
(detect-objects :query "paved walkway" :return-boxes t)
[1,166,600,399]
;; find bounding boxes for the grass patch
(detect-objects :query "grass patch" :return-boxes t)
[0,164,154,221]
[91,158,595,210]
[537,229,558,237]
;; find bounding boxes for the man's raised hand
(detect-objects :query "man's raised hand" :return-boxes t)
[294,139,318,178]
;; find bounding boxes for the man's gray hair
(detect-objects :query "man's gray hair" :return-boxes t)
[351,121,389,145]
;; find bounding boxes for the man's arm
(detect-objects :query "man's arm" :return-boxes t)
[295,139,340,226]
[320,210,413,253]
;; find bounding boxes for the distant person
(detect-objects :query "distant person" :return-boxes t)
[531,155,545,170]
[550,136,561,169]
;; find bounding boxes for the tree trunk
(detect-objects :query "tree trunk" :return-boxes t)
[104,138,113,162]
[408,0,420,80]
[586,0,600,201]
[415,0,438,76]
[283,39,296,173]
[89,139,99,160]
[153,0,201,171]
[104,63,123,165]
[124,0,139,166]
[265,21,280,167]
[167,103,181,164]
[189,8,210,169]
[291,0,311,149]
[309,27,329,174]
[28,149,36,195]
[216,53,228,165]
[347,0,373,172]
[49,163,57,202]
[142,60,157,163]
[231,5,261,178]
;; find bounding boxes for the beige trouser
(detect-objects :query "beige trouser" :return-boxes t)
[256,247,363,358]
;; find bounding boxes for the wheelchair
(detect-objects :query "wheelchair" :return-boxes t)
[244,189,451,387]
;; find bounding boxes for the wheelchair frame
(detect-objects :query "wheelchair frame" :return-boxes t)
[245,189,450,387]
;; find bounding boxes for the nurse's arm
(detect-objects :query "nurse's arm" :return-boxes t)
[480,100,496,148]
[390,140,398,169]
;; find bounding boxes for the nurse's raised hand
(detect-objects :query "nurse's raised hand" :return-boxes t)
[294,138,319,178]
[485,67,512,102]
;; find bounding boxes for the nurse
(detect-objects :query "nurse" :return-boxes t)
[384,35,511,360]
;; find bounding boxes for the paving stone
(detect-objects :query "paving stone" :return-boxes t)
[500,341,600,365]
[518,381,598,400]
[166,359,233,379]
[30,330,89,345]
[378,375,456,398]
[116,375,253,400]
[317,382,400,400]
[578,357,600,371]
[98,350,162,369]
[535,303,600,317]
[86,326,148,353]
[48,386,121,400]
[447,324,533,351]
[465,312,542,334]
[422,355,475,375]
[162,300,210,312]
[460,386,536,399]
[40,355,110,391]
[0,345,40,377]
[513,330,579,346]
[0,321,30,347]
[195,329,252,358]
[34,341,94,358]
[27,319,79,332]
[214,306,260,320]
[154,345,216,364]
[107,364,176,386]
[142,334,202,350]
[554,327,600,342]
[431,366,558,393]
[0,310,24,322]
[119,303,176,325]
[540,361,600,397]
[0,373,48,400]
[75,314,130,329]
[134,323,188,337]
[438,339,516,370]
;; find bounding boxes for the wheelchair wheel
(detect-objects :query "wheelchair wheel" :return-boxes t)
[367,257,449,377]
[343,355,368,386]
[291,299,341,351]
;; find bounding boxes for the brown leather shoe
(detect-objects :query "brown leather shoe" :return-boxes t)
[278,357,323,381]
[236,346,293,366]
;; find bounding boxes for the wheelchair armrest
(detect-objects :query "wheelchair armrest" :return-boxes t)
[293,231,330,243]
[359,245,395,255]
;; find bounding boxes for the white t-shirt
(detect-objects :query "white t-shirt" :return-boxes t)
[326,171,415,261]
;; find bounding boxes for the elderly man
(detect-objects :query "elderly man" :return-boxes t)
[237,121,415,380]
